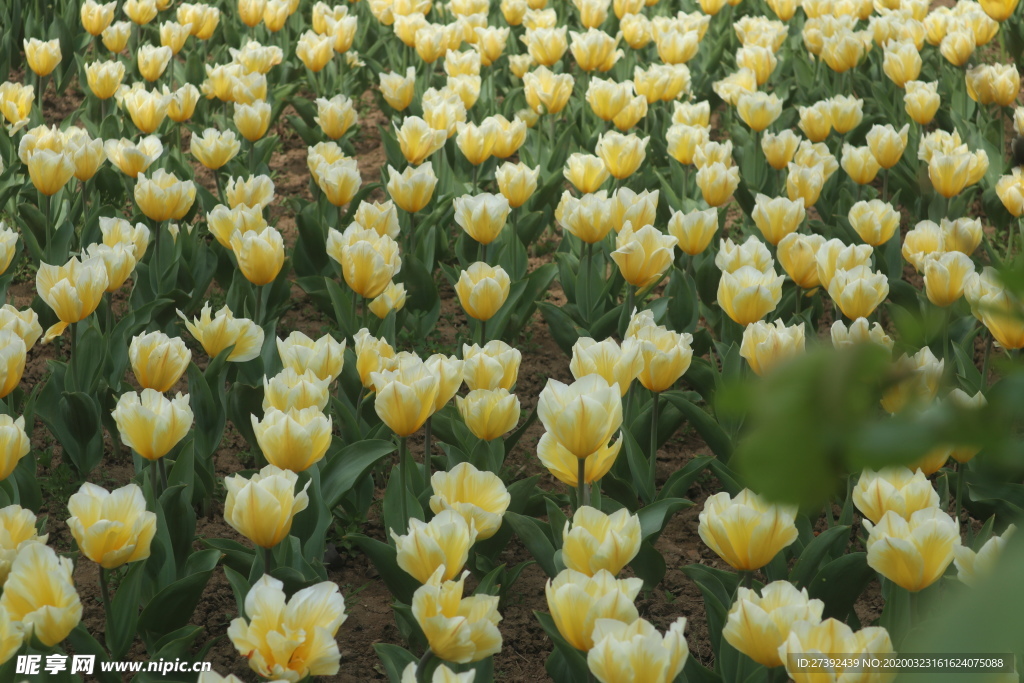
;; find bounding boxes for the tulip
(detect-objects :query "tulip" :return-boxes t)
[698,489,798,571]
[538,375,622,459]
[0,225,16,278]
[866,123,909,169]
[841,144,881,186]
[864,508,960,591]
[455,120,498,166]
[400,663,474,683]
[230,226,285,287]
[923,251,975,307]
[599,134,651,186]
[369,281,407,318]
[523,66,574,115]
[740,320,805,376]
[588,617,688,683]
[82,0,117,35]
[353,329,396,388]
[0,543,81,647]
[380,67,417,111]
[429,462,510,540]
[562,506,641,577]
[252,407,332,472]
[955,525,1015,587]
[929,151,972,198]
[167,83,200,122]
[64,129,105,182]
[353,200,401,240]
[100,217,150,260]
[85,60,125,100]
[717,266,784,325]
[455,263,511,325]
[191,128,241,170]
[815,239,873,289]
[453,193,510,247]
[586,78,632,122]
[979,0,1020,21]
[520,26,567,66]
[570,337,643,397]
[24,38,61,78]
[392,509,477,583]
[941,217,982,256]
[124,0,158,23]
[716,236,774,274]
[36,257,108,341]
[627,320,694,395]
[539,431,620,488]
[234,100,271,143]
[996,168,1024,216]
[263,368,330,413]
[231,41,283,74]
[371,357,440,437]
[903,79,940,125]
[0,505,47,589]
[723,581,825,669]
[296,30,334,71]
[238,0,267,27]
[454,388,520,441]
[880,347,944,414]
[777,233,826,290]
[546,568,642,651]
[24,149,75,197]
[326,225,402,299]
[829,94,864,135]
[134,169,196,222]
[121,86,171,133]
[750,194,805,246]
[853,467,939,524]
[312,157,361,207]
[387,163,438,213]
[654,29,699,65]
[563,154,610,194]
[228,574,345,680]
[178,303,265,362]
[102,21,132,52]
[136,44,172,82]
[847,199,899,246]
[620,13,652,48]
[425,353,465,414]
[67,483,157,570]
[882,39,922,87]
[796,102,832,142]
[610,224,676,288]
[634,63,691,103]
[736,92,782,132]
[462,340,521,391]
[224,465,310,550]
[779,619,894,683]
[828,266,889,319]
[495,162,539,208]
[80,243,134,293]
[112,388,193,462]
[761,130,801,170]
[0,412,29,482]
[413,567,502,663]
[666,207,716,256]
[206,204,267,249]
[696,162,741,207]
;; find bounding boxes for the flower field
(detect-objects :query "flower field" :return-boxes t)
[2,0,1024,680]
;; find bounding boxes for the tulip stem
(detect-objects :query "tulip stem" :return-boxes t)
[954,463,965,527]
[400,436,410,533]
[882,169,889,204]
[157,457,168,494]
[479,318,487,345]
[423,417,433,486]
[577,456,589,510]
[980,333,992,391]
[249,141,256,175]
[99,567,111,615]
[263,545,274,573]
[415,648,435,683]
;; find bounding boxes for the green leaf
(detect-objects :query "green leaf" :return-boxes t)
[320,439,396,509]
[662,391,733,460]
[345,533,420,605]
[637,498,692,541]
[105,562,144,660]
[373,643,418,683]
[138,569,215,647]
[505,511,559,578]
[806,552,874,622]
[789,525,852,589]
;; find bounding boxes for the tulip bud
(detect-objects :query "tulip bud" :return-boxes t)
[0,543,81,646]
[496,162,539,208]
[751,194,805,245]
[387,163,438,213]
[562,506,641,576]
[922,251,975,307]
[167,83,201,122]
[134,169,197,222]
[777,232,826,290]
[36,257,108,341]
[252,406,332,472]
[82,0,117,35]
[955,524,1015,588]
[736,91,782,132]
[230,226,285,286]
[596,131,648,180]
[882,39,922,87]
[327,225,402,299]
[699,489,798,570]
[538,375,622,459]
[112,389,193,461]
[455,387,520,441]
[86,60,126,100]
[24,38,62,78]
[717,266,784,325]
[462,340,521,391]
[723,582,825,668]
[228,576,346,680]
[852,467,939,524]
[67,483,156,569]
[429,462,510,540]
[455,262,511,322]
[546,569,641,651]
[797,102,832,142]
[225,465,310,548]
[234,100,271,142]
[296,29,334,71]
[371,356,440,436]
[740,319,805,376]
[380,67,417,111]
[413,567,502,663]
[696,161,741,207]
[102,21,132,52]
[761,129,801,170]
[866,123,909,169]
[178,303,265,362]
[779,619,895,683]
[847,199,899,246]
[610,223,676,288]
[864,508,960,591]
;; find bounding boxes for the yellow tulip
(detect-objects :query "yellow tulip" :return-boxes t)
[562,506,641,576]
[828,265,889,319]
[922,251,974,307]
[997,170,1024,217]
[596,131,648,180]
[137,44,172,82]
[784,162,825,208]
[0,225,16,278]
[24,148,75,197]
[178,303,265,362]
[0,543,81,647]
[840,144,881,185]
[634,63,691,103]
[696,161,741,207]
[865,123,909,170]
[495,162,538,208]
[563,154,610,194]
[880,347,944,414]
[815,239,872,289]
[545,568,642,651]
[852,467,939,524]
[82,0,117,35]
[610,223,676,288]
[380,67,417,111]
[955,524,1015,588]
[453,193,510,246]
[353,329,395,388]
[392,509,477,583]
[128,331,190,393]
[538,375,622,459]
[979,0,1020,21]
[898,221,940,271]
[864,508,959,591]
[102,21,132,52]
[698,489,798,571]
[422,88,467,137]
[121,86,171,133]
[387,163,438,213]
[779,619,894,683]
[230,41,283,75]
[83,242,136,292]
[693,140,734,170]
[274,331,344,386]
[296,29,334,71]
[177,2,219,39]
[627,316,694,393]
[455,119,498,166]
[36,257,108,341]
[311,95,356,142]
[941,27,976,65]
[135,169,196,222]
[230,226,285,286]
[667,207,717,255]
[369,281,407,318]
[740,320,805,376]
[312,157,362,207]
[0,413,29,478]
[796,102,832,142]
[239,0,266,28]
[425,353,465,413]
[412,567,502,663]
[723,581,824,668]
[588,617,688,683]
[462,340,521,391]
[751,194,805,245]
[828,94,863,134]
[207,203,267,249]
[124,0,158,24]
[777,232,826,290]
[882,39,921,87]
[586,78,632,122]
[474,26,509,65]
[63,129,105,182]
[228,574,345,680]
[371,356,440,436]
[736,92,782,132]
[0,505,46,587]
[0,82,34,132]
[86,60,125,100]
[101,216,151,260]
[224,465,310,549]
[570,337,642,397]
[489,115,527,159]
[609,188,658,234]
[112,389,192,461]
[353,200,401,240]
[191,128,241,170]
[167,83,200,122]
[521,26,568,66]
[455,388,520,441]
[234,100,272,142]
[263,368,330,413]
[455,262,511,322]
[929,151,972,198]
[654,29,699,64]
[715,235,774,274]
[620,13,652,49]
[523,66,574,115]
[538,431,620,487]
[847,199,899,246]
[252,407,332,472]
[326,225,401,299]
[67,483,156,569]
[429,462,510,540]
[717,266,784,325]
[400,663,474,683]
[761,129,801,170]
[24,38,62,78]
